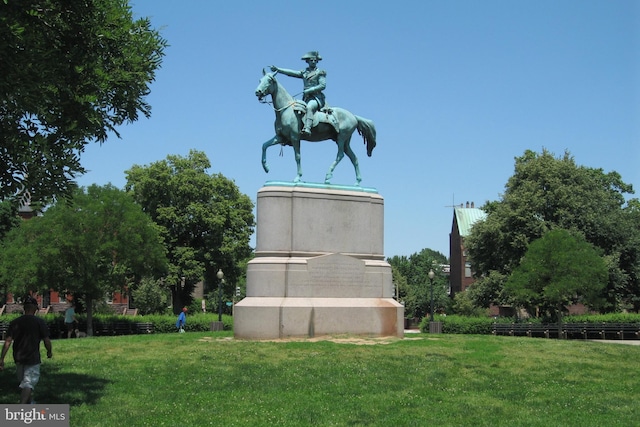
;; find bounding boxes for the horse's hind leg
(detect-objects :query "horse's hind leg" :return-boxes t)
[261,136,280,173]
[344,141,362,185]
[325,137,346,184]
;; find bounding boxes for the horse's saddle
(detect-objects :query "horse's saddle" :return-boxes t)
[293,100,339,134]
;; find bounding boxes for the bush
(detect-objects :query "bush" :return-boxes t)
[419,315,495,335]
[451,292,489,317]
[143,313,233,333]
[0,313,234,337]
[564,313,640,324]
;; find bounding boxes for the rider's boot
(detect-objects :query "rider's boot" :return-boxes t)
[301,114,313,136]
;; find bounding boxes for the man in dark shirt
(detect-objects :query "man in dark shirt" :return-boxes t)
[0,296,53,403]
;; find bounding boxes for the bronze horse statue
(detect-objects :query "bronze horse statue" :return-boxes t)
[255,70,376,185]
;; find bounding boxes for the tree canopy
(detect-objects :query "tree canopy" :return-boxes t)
[504,229,608,320]
[125,150,255,312]
[388,248,449,318]
[466,149,639,312]
[0,0,167,205]
[0,201,20,242]
[0,184,167,334]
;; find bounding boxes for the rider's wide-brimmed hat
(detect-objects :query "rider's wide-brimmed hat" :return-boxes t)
[301,51,322,61]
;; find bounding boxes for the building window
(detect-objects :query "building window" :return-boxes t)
[465,262,472,278]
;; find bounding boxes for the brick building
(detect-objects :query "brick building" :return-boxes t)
[449,202,486,298]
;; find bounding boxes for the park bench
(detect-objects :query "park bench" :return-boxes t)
[494,322,640,340]
[493,323,560,339]
[134,322,154,334]
[608,323,640,340]
[93,322,112,336]
[89,321,154,336]
[561,323,640,340]
[113,321,132,335]
[48,320,63,339]
[562,323,607,340]
[0,322,8,340]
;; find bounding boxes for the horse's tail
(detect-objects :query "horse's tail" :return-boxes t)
[355,116,377,157]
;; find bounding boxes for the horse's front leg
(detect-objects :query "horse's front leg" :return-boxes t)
[261,136,280,173]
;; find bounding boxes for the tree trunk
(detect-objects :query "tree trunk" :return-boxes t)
[557,303,564,339]
[86,296,94,337]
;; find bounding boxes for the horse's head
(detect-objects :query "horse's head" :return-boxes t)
[255,69,277,101]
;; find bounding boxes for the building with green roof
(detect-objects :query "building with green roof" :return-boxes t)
[449,202,487,296]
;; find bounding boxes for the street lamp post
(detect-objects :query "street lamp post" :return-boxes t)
[428,269,435,322]
[216,269,224,322]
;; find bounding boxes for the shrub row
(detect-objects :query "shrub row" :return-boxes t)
[419,313,640,334]
[564,313,640,324]
[139,313,233,333]
[1,313,233,337]
[419,315,496,334]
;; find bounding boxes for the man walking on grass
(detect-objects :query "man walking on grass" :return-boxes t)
[0,296,53,404]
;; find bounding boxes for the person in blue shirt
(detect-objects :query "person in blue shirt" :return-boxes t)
[64,302,77,338]
[176,307,187,333]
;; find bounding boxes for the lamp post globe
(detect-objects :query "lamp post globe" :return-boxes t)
[216,269,224,322]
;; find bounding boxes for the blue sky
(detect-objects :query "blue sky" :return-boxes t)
[76,0,639,258]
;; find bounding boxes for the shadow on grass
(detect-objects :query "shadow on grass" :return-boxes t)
[0,363,111,405]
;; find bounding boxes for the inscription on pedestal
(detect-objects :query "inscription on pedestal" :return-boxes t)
[307,254,365,287]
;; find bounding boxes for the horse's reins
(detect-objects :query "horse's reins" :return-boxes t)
[258,69,304,111]
[257,69,317,156]
[259,95,302,112]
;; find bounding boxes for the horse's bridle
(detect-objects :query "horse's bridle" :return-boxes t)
[257,71,299,112]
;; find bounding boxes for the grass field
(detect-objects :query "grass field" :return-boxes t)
[1,332,638,426]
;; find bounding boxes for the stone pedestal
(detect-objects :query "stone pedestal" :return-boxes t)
[234,183,403,339]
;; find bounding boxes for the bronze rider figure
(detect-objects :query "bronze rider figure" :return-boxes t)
[271,51,326,136]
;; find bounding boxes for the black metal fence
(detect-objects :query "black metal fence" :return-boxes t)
[492,322,640,340]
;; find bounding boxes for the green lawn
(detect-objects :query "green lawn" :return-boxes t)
[1,333,638,426]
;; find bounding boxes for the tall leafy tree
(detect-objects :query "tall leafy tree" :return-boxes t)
[388,248,449,318]
[504,229,607,322]
[466,149,639,312]
[616,199,640,310]
[0,0,167,205]
[0,185,167,335]
[0,201,20,241]
[0,201,21,305]
[125,150,255,312]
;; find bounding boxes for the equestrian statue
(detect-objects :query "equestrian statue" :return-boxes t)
[255,51,376,185]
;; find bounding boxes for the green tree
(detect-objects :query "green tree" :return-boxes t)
[388,248,449,318]
[0,184,167,335]
[504,229,607,322]
[131,277,169,315]
[0,201,20,241]
[451,289,488,317]
[0,0,167,204]
[466,149,638,311]
[125,150,255,313]
[616,199,640,310]
[0,200,20,305]
[466,271,509,309]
